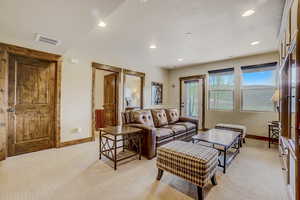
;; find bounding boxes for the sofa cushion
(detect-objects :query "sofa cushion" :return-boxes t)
[151,109,168,127]
[162,124,186,134]
[156,128,174,141]
[176,122,196,131]
[131,110,154,127]
[122,111,132,124]
[165,108,180,124]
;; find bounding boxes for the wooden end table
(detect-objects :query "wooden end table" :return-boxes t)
[99,126,143,170]
[192,129,241,174]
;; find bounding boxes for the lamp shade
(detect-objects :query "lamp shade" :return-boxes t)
[271,89,280,102]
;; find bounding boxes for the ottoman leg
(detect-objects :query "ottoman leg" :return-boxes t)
[197,186,204,200]
[211,174,217,185]
[156,169,164,181]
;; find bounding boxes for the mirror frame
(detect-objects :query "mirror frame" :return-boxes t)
[123,69,145,110]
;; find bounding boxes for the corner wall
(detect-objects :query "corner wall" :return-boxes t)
[167,52,279,137]
[60,50,169,142]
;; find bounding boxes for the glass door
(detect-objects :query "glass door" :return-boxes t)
[180,76,205,130]
[181,80,199,118]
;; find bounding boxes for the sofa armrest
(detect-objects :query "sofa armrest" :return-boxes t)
[126,124,157,159]
[127,123,156,131]
[179,117,198,125]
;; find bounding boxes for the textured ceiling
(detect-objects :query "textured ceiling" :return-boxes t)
[0,0,283,69]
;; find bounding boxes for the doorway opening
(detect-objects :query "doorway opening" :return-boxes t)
[179,75,206,130]
[91,63,122,139]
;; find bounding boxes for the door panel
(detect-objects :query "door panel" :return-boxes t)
[181,80,199,118]
[180,78,205,130]
[103,73,117,126]
[0,50,8,161]
[8,55,55,156]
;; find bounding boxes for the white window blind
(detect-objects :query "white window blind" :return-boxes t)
[241,62,277,111]
[208,68,234,110]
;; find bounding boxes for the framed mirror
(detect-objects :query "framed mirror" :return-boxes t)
[123,69,145,110]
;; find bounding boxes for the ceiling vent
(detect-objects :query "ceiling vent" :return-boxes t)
[35,34,61,46]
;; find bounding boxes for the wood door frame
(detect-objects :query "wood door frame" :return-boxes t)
[91,62,122,140]
[0,42,62,159]
[123,69,145,110]
[179,75,206,130]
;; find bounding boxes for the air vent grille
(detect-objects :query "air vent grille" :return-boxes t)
[35,34,61,46]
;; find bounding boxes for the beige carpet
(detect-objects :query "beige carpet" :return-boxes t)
[0,139,288,200]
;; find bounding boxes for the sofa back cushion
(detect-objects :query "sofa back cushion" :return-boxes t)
[151,109,168,127]
[165,108,180,124]
[121,111,132,124]
[131,110,154,127]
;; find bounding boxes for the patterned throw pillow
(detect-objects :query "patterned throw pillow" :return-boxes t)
[151,109,168,127]
[131,110,154,127]
[165,108,180,124]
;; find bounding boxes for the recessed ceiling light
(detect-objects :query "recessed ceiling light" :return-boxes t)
[178,58,183,62]
[98,21,107,28]
[185,32,192,39]
[242,9,255,17]
[251,41,260,45]
[149,44,157,49]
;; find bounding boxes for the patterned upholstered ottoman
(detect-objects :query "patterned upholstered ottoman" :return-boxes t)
[215,123,247,146]
[156,141,218,200]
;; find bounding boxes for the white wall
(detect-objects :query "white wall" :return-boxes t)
[167,52,279,137]
[60,50,169,142]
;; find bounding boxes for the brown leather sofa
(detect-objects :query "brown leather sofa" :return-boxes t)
[122,108,198,159]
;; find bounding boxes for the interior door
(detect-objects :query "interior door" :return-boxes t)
[7,55,56,156]
[0,50,8,160]
[103,73,117,126]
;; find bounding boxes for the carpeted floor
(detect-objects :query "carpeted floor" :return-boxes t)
[0,139,288,200]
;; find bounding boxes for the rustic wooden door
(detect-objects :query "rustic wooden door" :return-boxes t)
[103,73,117,126]
[7,54,56,156]
[0,50,8,161]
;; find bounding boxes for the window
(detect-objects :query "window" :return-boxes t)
[241,62,277,111]
[208,68,234,110]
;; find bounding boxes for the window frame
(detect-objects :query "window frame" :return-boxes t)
[208,68,235,111]
[240,62,278,112]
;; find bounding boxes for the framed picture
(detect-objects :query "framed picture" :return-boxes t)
[151,82,163,105]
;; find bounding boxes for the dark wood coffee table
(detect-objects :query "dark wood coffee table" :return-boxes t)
[99,126,143,170]
[192,129,241,174]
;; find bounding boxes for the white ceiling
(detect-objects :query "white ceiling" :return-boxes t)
[0,0,283,69]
